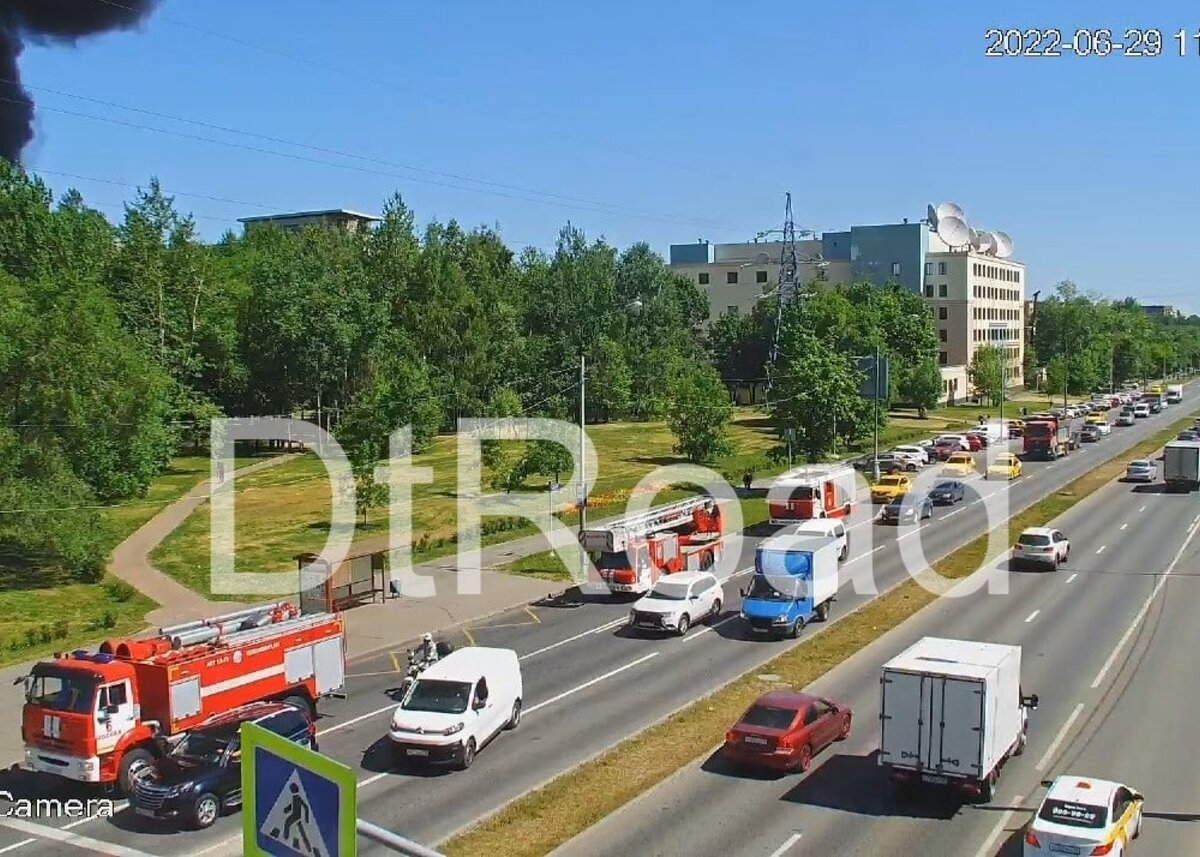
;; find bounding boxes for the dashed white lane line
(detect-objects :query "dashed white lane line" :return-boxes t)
[1091,515,1200,689]
[519,617,627,661]
[682,614,738,642]
[1036,703,1086,771]
[1065,573,1078,584]
[1119,523,1128,531]
[768,830,804,857]
[1024,610,1040,623]
[1096,545,1106,555]
[1138,505,1147,513]
[972,793,1026,857]
[526,652,660,715]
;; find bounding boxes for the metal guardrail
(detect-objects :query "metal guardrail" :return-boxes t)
[356,819,446,857]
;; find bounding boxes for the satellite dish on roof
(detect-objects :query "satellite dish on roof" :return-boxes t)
[937,215,970,247]
[926,204,938,228]
[994,231,1014,258]
[976,230,995,254]
[969,227,981,249]
[936,202,966,222]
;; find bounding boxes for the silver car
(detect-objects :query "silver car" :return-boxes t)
[1124,459,1156,483]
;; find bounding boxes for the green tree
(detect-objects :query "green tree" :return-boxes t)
[969,346,1004,404]
[667,365,735,463]
[900,359,943,418]
[769,327,864,462]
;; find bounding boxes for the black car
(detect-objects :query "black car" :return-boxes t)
[1079,424,1102,443]
[132,701,316,829]
[928,480,966,505]
[879,493,933,524]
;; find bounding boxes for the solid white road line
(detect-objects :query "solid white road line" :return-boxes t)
[972,793,1025,857]
[683,614,738,642]
[1096,545,1107,554]
[0,840,36,855]
[318,702,397,736]
[1090,516,1200,690]
[0,818,158,857]
[525,653,660,715]
[519,617,627,661]
[1065,573,1078,584]
[1024,610,1040,623]
[359,771,388,788]
[1036,703,1086,772]
[768,830,803,857]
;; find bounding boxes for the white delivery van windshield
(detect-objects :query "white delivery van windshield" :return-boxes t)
[403,679,472,714]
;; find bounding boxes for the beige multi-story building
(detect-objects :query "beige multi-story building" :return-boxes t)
[923,229,1025,387]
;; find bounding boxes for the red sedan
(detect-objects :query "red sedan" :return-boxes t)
[964,433,983,451]
[723,690,851,772]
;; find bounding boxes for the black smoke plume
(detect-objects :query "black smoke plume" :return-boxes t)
[1,0,159,163]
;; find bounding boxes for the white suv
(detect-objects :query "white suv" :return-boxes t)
[1013,527,1070,570]
[628,572,723,635]
[892,445,931,466]
[788,517,850,562]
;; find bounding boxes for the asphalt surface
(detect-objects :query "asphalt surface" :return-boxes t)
[1,389,1196,857]
[556,411,1200,856]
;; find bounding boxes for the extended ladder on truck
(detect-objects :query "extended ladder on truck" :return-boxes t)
[579,497,725,594]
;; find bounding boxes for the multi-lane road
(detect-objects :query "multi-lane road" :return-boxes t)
[1,388,1196,857]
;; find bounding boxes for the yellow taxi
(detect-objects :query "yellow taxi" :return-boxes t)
[870,474,912,504]
[987,453,1022,480]
[942,452,977,478]
[1024,775,1143,856]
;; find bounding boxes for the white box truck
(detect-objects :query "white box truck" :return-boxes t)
[1166,383,1183,404]
[878,637,1038,802]
[1163,440,1200,492]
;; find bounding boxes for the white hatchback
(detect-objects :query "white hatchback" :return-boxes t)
[628,571,723,636]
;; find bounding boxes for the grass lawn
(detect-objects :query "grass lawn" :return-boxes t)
[152,414,779,597]
[0,576,156,668]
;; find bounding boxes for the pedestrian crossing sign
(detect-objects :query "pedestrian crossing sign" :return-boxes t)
[242,720,357,857]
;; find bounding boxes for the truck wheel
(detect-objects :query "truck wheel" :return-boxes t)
[787,618,803,639]
[506,698,522,730]
[282,694,314,720]
[192,792,220,829]
[117,747,154,795]
[676,613,690,636]
[976,774,996,804]
[815,602,830,622]
[1014,728,1027,756]
[458,737,477,770]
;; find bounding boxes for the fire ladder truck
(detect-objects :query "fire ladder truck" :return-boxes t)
[579,496,726,594]
[21,602,345,793]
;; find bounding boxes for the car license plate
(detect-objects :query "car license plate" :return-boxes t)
[1049,845,1081,855]
[744,736,768,746]
[920,774,948,785]
[135,808,158,818]
[405,748,429,757]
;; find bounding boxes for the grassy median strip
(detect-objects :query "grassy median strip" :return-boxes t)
[440,414,1197,857]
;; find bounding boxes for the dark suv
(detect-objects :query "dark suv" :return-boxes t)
[132,701,315,829]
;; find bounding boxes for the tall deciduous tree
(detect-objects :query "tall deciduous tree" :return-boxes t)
[969,345,1004,404]
[667,365,735,463]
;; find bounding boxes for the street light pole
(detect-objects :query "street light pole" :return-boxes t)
[578,351,587,580]
[871,345,881,482]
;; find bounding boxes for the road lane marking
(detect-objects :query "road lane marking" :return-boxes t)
[359,771,388,788]
[1138,505,1146,512]
[318,703,397,735]
[1065,573,1078,584]
[462,625,477,646]
[0,818,158,857]
[1096,545,1106,554]
[1091,515,1200,689]
[0,840,36,855]
[526,652,660,715]
[519,617,628,661]
[768,830,803,857]
[1024,610,1039,623]
[1036,702,1086,771]
[1119,523,1128,531]
[972,793,1025,857]
[682,614,738,642]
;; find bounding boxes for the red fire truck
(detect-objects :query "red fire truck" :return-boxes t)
[768,463,857,525]
[21,602,345,793]
[580,496,726,594]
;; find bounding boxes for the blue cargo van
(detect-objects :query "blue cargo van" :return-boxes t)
[740,535,840,639]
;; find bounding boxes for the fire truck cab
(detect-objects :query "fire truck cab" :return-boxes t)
[768,464,857,525]
[21,602,344,794]
[580,497,726,594]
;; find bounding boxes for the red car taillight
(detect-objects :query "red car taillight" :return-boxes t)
[725,731,737,744]
[1089,844,1114,856]
[1024,830,1040,848]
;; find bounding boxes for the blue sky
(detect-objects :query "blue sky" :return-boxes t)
[16,0,1199,312]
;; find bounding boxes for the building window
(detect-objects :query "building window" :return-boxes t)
[938,284,948,298]
[698,272,709,285]
[891,262,902,276]
[938,329,947,342]
[727,305,739,316]
[756,270,768,284]
[924,285,934,297]
[727,271,738,284]
[937,261,947,275]
[1015,270,1020,283]
[939,351,948,365]
[925,262,932,275]
[938,307,948,320]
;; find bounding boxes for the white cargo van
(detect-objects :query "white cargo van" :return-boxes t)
[878,637,1038,802]
[388,646,522,769]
